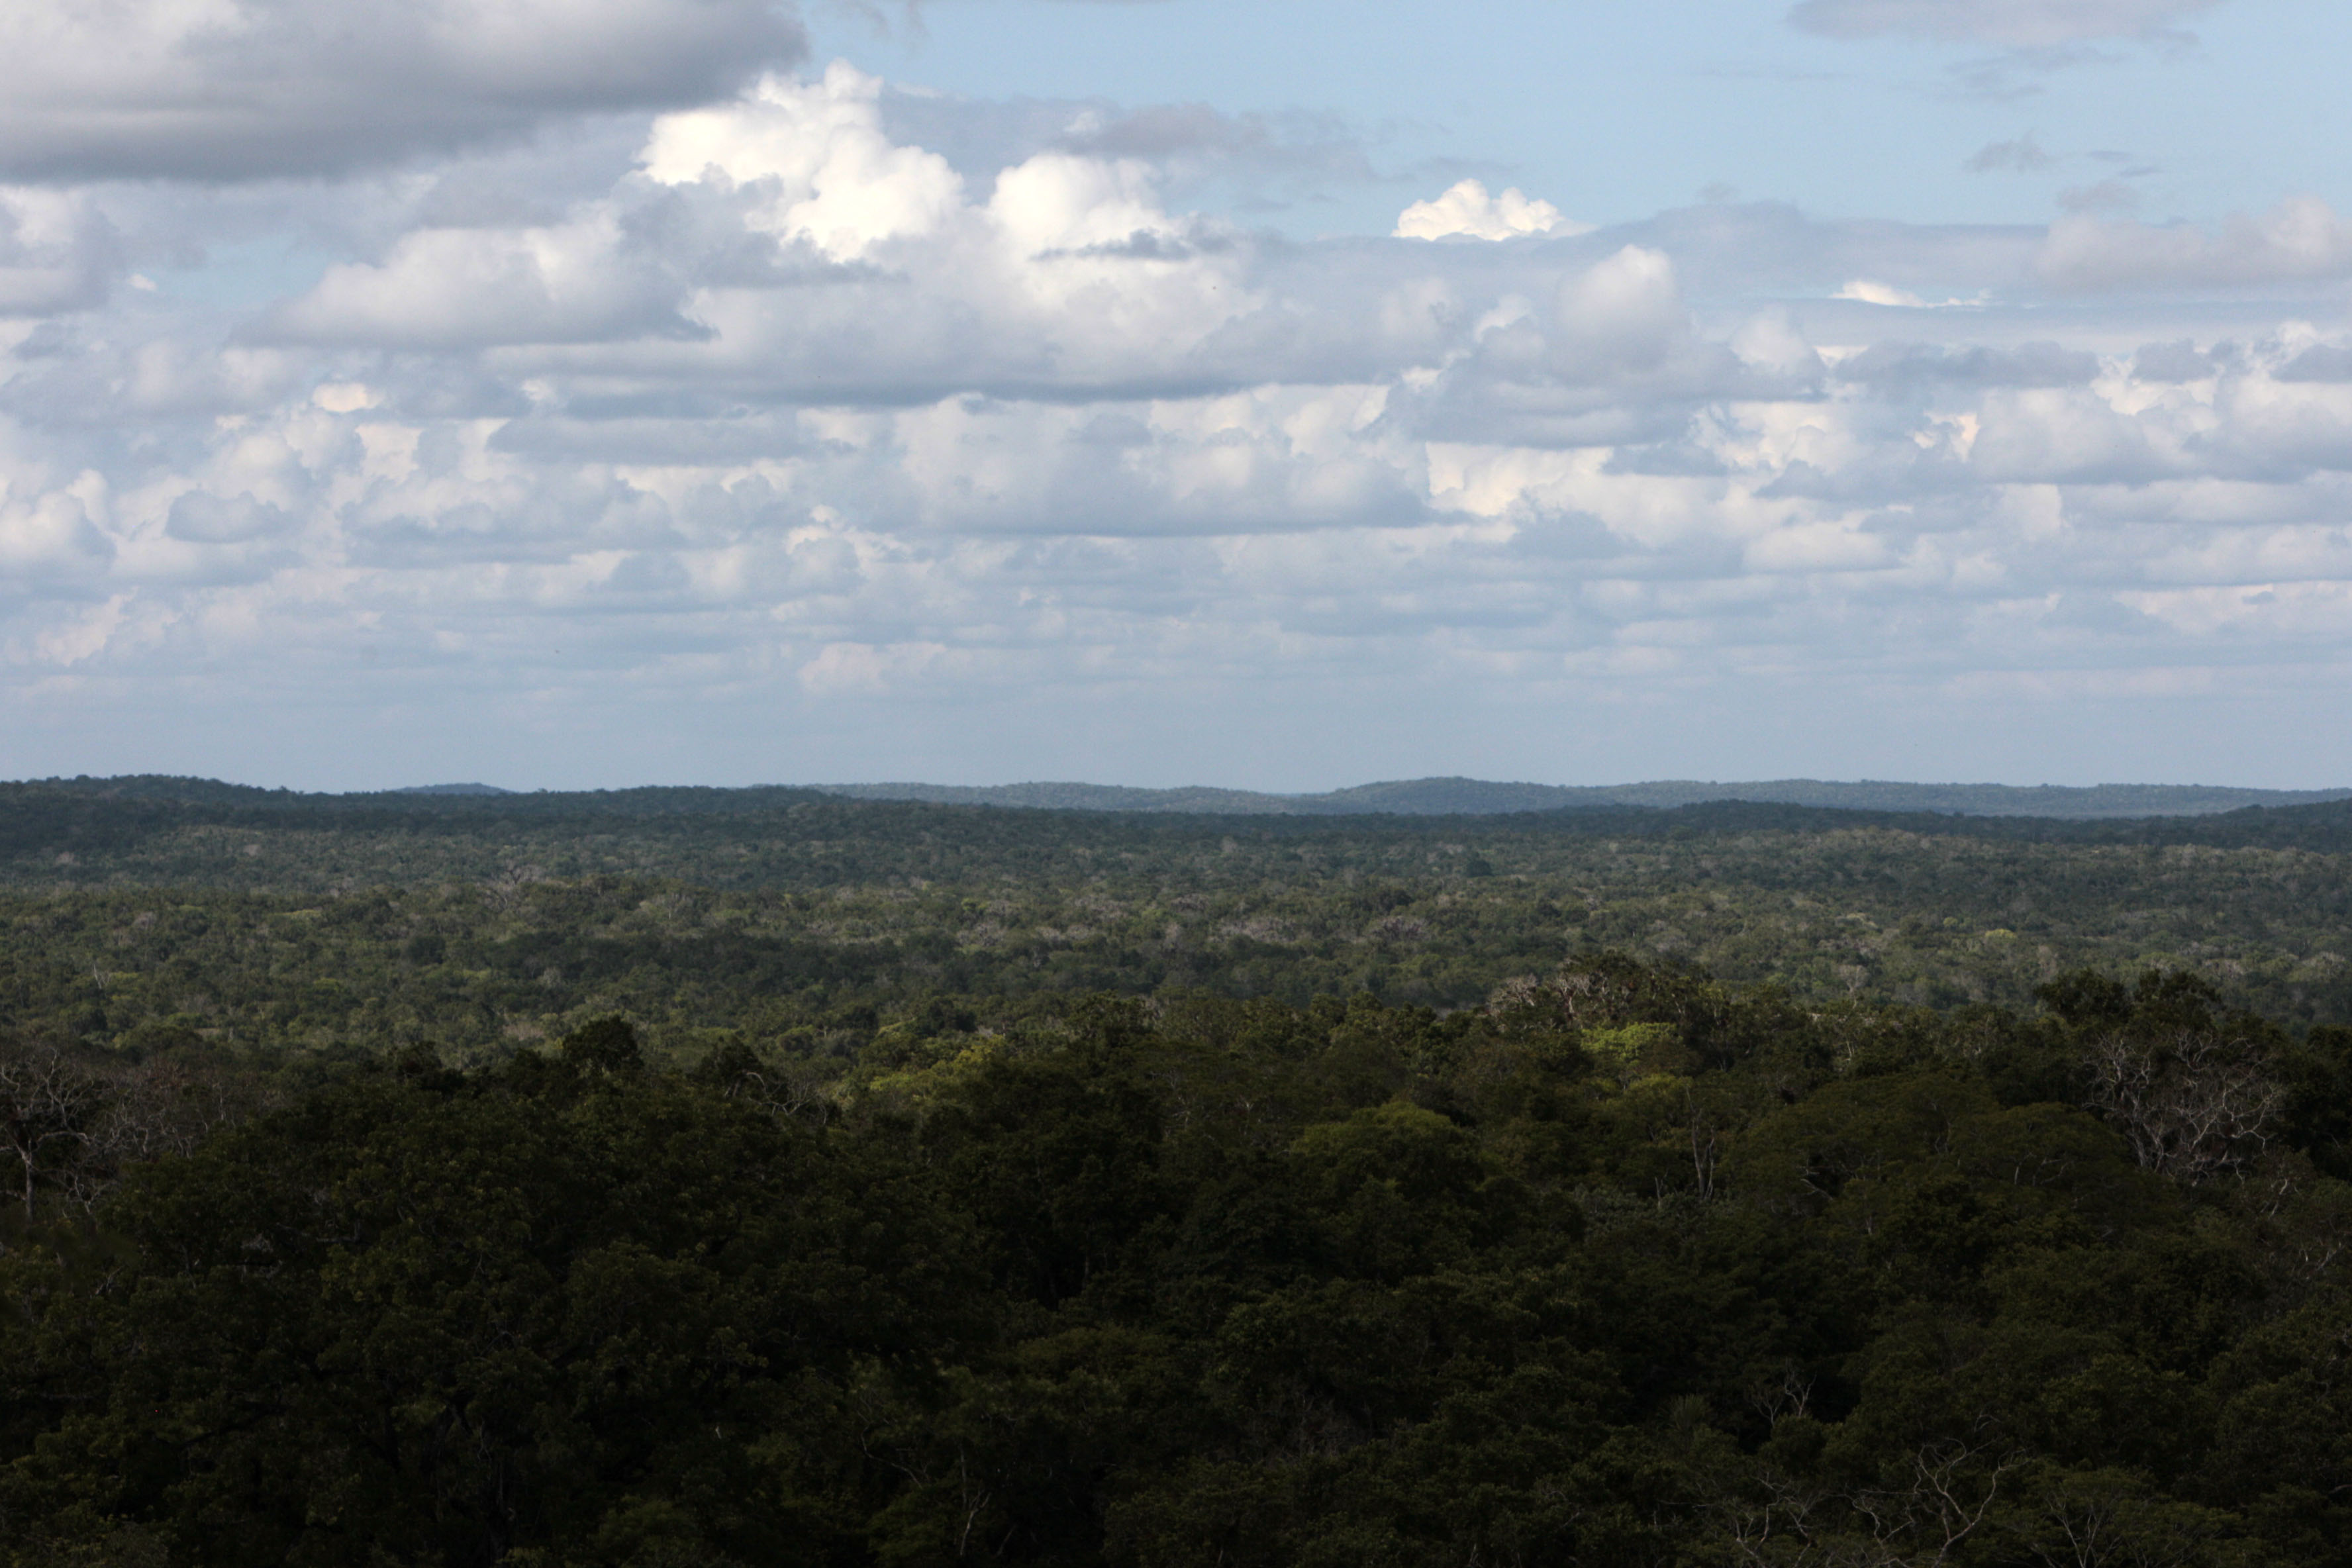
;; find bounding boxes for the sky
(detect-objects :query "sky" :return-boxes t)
[3,0,2351,792]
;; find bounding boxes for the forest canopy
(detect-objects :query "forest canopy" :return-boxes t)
[4,781,2352,1565]
[5,963,2351,1565]
[5,779,2352,1054]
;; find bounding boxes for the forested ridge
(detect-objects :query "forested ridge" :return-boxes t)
[808,778,2352,818]
[9,781,2352,1054]
[7,781,2352,1565]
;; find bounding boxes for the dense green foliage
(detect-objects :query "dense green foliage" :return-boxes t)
[8,779,2352,1563]
[8,779,2352,1061]
[6,965,2352,1565]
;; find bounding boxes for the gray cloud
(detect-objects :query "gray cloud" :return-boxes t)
[2038,198,2352,289]
[2275,345,2352,384]
[1788,0,2222,47]
[166,491,294,544]
[0,0,805,182]
[868,87,1380,227]
[489,413,818,463]
[1836,340,2100,390]
[2131,340,2214,381]
[1964,134,2055,173]
[252,220,713,349]
[0,190,119,313]
[2057,179,2141,214]
[1626,202,2043,299]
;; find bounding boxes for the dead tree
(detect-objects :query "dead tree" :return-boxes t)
[0,1036,119,1223]
[2084,1024,2284,1183]
[1,1034,271,1226]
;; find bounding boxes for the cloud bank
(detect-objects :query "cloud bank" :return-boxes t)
[5,52,2352,787]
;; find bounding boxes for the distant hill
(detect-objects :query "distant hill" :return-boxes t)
[15,772,2350,822]
[814,776,2352,820]
[11,775,2352,907]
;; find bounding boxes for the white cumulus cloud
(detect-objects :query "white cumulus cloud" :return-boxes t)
[1395,179,1586,242]
[642,64,966,261]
